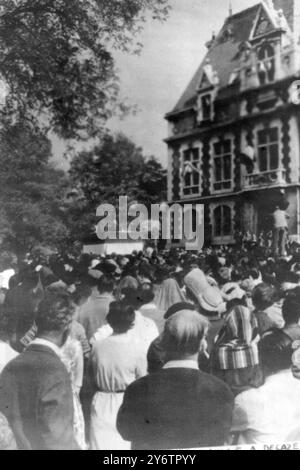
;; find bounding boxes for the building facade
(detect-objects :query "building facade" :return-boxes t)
[165,0,300,246]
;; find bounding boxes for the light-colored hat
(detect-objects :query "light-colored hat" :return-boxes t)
[199,286,224,313]
[184,268,210,299]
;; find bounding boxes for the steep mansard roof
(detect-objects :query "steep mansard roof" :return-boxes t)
[170,2,290,115]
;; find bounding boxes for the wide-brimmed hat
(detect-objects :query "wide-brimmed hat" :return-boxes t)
[199,286,224,313]
[184,268,210,299]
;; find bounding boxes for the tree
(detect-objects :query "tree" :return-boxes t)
[139,156,167,205]
[0,0,170,140]
[0,122,69,259]
[68,132,167,240]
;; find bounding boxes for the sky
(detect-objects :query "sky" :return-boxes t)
[53,0,260,170]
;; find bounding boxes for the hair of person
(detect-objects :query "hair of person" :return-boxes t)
[231,269,243,283]
[72,283,91,306]
[282,287,300,325]
[97,275,114,294]
[121,287,140,308]
[162,310,210,359]
[106,301,135,334]
[252,283,278,311]
[137,283,155,305]
[35,288,74,334]
[249,267,260,280]
[138,262,153,279]
[259,331,292,375]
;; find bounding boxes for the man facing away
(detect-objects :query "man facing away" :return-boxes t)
[117,309,234,450]
[0,289,79,450]
[272,205,289,257]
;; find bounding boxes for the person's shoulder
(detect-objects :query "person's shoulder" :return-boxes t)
[198,371,235,397]
[124,373,154,396]
[0,351,21,377]
[23,346,67,376]
[92,325,113,348]
[137,312,158,330]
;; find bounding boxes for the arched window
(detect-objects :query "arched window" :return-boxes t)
[214,205,232,238]
[257,43,275,85]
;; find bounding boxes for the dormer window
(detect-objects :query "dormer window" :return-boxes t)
[257,43,275,85]
[201,94,212,121]
[197,92,214,124]
[196,63,219,125]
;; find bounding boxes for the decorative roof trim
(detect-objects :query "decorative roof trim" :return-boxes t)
[250,3,277,41]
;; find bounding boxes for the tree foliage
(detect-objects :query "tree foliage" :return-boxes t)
[0,0,170,140]
[0,122,69,258]
[68,133,167,240]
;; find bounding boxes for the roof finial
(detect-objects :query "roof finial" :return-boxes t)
[229,1,233,17]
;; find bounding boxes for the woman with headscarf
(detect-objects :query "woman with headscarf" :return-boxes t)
[210,305,264,396]
[154,278,186,313]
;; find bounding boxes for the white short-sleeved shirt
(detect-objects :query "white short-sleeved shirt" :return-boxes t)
[232,369,300,445]
[273,210,288,229]
[91,311,159,353]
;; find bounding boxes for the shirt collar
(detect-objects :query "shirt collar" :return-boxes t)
[163,360,199,371]
[30,338,61,357]
[140,303,157,310]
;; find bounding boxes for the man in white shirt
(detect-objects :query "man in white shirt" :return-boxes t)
[232,369,300,445]
[272,206,289,257]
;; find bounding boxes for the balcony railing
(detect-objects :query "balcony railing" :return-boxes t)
[243,169,287,190]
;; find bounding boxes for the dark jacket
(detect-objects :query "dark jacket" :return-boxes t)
[117,367,234,450]
[0,344,79,450]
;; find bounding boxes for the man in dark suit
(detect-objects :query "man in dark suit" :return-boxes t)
[0,289,79,450]
[117,310,234,450]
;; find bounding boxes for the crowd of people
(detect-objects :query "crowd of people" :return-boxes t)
[1,239,300,449]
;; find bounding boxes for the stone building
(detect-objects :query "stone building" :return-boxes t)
[165,0,300,245]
